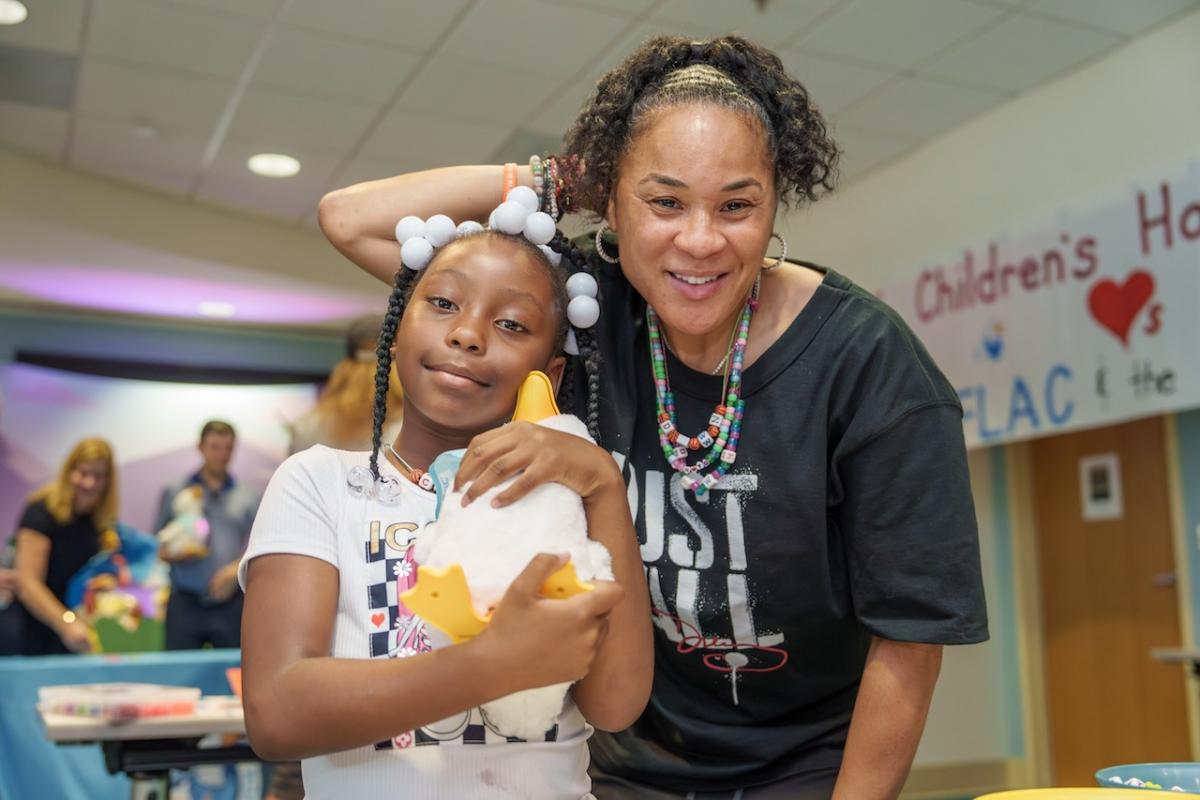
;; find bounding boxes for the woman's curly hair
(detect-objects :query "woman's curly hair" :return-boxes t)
[563,34,840,215]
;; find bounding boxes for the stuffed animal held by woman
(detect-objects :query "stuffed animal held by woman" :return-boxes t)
[156,486,210,560]
[402,371,614,741]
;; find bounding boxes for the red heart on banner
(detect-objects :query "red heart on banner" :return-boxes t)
[1087,270,1155,347]
[371,612,386,628]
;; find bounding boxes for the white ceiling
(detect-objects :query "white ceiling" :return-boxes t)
[2,0,1195,228]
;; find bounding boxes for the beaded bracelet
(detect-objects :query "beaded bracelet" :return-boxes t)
[545,157,560,221]
[502,162,518,201]
[529,154,544,210]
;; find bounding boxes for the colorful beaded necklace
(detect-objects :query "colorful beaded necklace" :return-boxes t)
[388,444,436,492]
[647,275,759,499]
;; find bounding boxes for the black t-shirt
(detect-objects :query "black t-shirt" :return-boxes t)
[15,498,102,655]
[578,262,989,792]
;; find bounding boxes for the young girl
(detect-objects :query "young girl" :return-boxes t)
[239,203,653,799]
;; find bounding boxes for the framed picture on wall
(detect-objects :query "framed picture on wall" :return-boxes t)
[1078,452,1123,521]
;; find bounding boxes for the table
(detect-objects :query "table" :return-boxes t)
[41,696,253,800]
[0,650,243,800]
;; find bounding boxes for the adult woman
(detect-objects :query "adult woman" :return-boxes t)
[13,437,117,655]
[319,34,987,800]
[286,313,403,454]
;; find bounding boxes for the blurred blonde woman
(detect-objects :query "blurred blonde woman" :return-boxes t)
[13,437,118,654]
[288,314,403,454]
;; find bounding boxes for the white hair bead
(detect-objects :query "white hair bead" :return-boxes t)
[455,220,484,238]
[566,272,598,300]
[395,215,424,244]
[523,211,555,246]
[538,244,561,267]
[491,201,528,235]
[423,214,456,247]
[564,329,579,355]
[506,185,539,213]
[400,236,434,270]
[567,294,600,328]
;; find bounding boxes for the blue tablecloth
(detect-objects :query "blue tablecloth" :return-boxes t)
[0,649,241,800]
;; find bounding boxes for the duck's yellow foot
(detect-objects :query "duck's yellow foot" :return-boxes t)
[400,565,490,644]
[541,561,594,599]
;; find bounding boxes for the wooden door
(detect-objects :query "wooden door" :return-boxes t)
[1030,415,1190,786]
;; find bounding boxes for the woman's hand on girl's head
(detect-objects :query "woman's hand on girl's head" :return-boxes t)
[472,553,625,691]
[453,421,621,508]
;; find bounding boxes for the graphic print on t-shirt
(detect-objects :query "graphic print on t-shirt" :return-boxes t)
[618,455,790,705]
[363,516,559,750]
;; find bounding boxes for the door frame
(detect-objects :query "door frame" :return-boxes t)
[1004,414,1199,787]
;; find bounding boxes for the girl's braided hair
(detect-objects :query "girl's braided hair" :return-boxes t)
[563,33,840,216]
[368,230,603,481]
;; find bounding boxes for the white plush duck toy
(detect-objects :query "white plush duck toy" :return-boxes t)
[402,371,613,741]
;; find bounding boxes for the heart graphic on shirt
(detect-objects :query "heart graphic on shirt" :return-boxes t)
[1087,270,1155,347]
[370,612,386,628]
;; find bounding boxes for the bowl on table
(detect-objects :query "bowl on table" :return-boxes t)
[1096,763,1200,793]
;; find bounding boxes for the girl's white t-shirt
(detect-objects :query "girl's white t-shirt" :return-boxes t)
[239,446,593,799]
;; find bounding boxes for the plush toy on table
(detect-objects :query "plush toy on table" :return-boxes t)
[401,371,614,741]
[155,485,210,560]
[65,523,169,652]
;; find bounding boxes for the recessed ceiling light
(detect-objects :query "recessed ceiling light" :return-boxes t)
[0,1,28,25]
[247,153,300,178]
[197,301,237,318]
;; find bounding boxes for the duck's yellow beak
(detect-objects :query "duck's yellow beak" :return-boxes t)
[511,370,560,423]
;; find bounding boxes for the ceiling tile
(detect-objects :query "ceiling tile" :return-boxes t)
[443,0,632,77]
[777,50,896,114]
[540,0,658,15]
[140,0,280,19]
[254,28,421,104]
[829,126,917,183]
[281,0,471,49]
[493,128,566,164]
[652,0,843,47]
[398,54,560,128]
[796,0,1008,70]
[195,139,345,221]
[529,80,594,135]
[836,75,1005,140]
[360,111,512,166]
[1029,0,1199,36]
[586,19,723,84]
[0,44,76,108]
[0,0,86,53]
[76,57,233,132]
[0,101,69,158]
[227,86,377,151]
[924,12,1118,92]
[328,154,431,196]
[88,0,264,79]
[70,116,209,194]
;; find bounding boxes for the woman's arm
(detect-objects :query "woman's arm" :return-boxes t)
[831,638,942,800]
[242,550,623,761]
[453,422,655,731]
[318,165,532,285]
[13,529,92,652]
